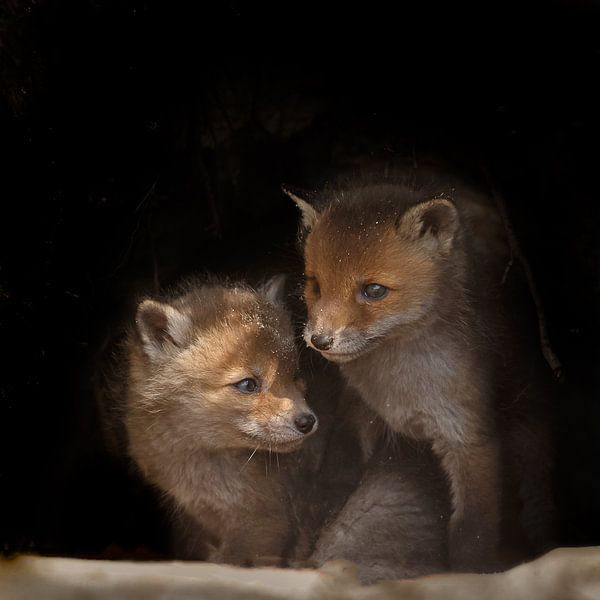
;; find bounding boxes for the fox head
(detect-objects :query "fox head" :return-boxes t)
[128,279,317,453]
[286,185,463,363]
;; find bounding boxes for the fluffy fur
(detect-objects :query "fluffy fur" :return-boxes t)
[96,275,456,580]
[290,165,556,571]
[118,281,319,566]
[310,398,450,584]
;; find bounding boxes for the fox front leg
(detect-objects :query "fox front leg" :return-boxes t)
[435,436,502,572]
[216,516,290,568]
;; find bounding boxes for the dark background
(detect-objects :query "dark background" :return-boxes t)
[1,0,599,558]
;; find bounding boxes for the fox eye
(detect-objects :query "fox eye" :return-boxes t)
[234,378,260,394]
[362,283,388,300]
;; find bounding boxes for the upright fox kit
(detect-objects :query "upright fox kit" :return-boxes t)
[287,168,554,571]
[118,279,318,566]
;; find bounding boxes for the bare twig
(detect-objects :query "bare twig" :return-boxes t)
[482,165,564,382]
[108,177,158,278]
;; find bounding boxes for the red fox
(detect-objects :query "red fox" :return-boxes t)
[117,278,319,566]
[287,166,556,571]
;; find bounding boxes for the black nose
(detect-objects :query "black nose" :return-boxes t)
[311,334,333,351]
[294,413,316,434]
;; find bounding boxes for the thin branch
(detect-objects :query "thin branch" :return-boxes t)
[108,177,158,278]
[482,165,564,382]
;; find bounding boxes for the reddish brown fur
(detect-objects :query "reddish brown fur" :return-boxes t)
[304,213,441,340]
[123,282,318,565]
[97,275,459,582]
[290,168,555,572]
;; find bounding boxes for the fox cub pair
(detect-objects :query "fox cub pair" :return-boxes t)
[107,165,554,574]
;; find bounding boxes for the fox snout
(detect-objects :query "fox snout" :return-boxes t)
[305,326,339,353]
[246,393,318,450]
[303,301,365,359]
[311,333,334,351]
[294,412,317,434]
[305,322,377,363]
[280,404,318,437]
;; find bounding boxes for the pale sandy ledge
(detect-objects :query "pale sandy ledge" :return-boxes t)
[1,547,599,600]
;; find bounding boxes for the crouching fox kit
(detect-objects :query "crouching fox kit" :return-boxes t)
[287,167,555,571]
[116,280,318,566]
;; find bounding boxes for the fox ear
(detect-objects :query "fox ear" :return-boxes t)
[397,198,459,255]
[261,274,287,307]
[282,185,320,230]
[135,299,193,360]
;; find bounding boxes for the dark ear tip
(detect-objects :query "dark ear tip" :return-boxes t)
[430,197,457,210]
[422,200,459,233]
[397,198,460,244]
[281,183,311,202]
[425,198,459,220]
[136,299,168,336]
[136,298,159,318]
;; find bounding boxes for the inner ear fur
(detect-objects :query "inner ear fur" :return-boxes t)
[261,274,287,307]
[136,299,192,360]
[397,198,460,255]
[282,185,320,230]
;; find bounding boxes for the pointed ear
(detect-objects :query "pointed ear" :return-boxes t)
[282,185,320,230]
[261,274,287,307]
[397,198,460,255]
[135,299,193,361]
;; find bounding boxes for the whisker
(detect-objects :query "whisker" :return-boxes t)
[145,419,160,432]
[268,444,272,475]
[240,445,259,472]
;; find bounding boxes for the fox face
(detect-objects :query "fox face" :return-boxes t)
[288,188,461,362]
[130,283,317,453]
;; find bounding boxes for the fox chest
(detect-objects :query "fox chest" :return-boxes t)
[341,349,468,445]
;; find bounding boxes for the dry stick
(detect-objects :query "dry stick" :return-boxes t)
[482,166,565,382]
[109,178,158,278]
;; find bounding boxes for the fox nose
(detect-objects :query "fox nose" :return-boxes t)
[311,334,333,351]
[294,413,316,434]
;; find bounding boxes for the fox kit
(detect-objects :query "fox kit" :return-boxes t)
[114,279,318,566]
[287,167,555,571]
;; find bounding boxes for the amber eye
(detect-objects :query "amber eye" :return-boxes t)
[234,378,260,394]
[362,283,388,300]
